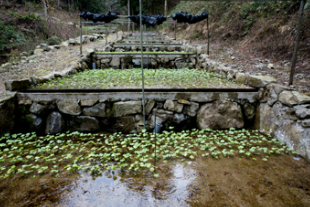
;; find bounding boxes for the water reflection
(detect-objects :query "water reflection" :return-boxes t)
[58,161,198,207]
[55,156,310,207]
[2,155,310,207]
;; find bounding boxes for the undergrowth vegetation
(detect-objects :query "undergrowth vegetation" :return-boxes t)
[0,128,294,179]
[0,0,79,64]
[169,1,310,60]
[34,69,246,89]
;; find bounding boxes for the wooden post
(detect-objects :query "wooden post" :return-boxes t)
[164,0,167,17]
[128,0,130,31]
[105,24,108,45]
[80,16,82,55]
[207,17,210,55]
[289,0,305,86]
[174,21,176,40]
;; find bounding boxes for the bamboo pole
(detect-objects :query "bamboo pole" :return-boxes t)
[289,0,305,86]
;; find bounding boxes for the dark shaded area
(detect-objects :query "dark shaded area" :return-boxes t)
[79,11,119,23]
[128,15,167,27]
[171,11,208,24]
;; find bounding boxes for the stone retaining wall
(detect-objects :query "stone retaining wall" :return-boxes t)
[93,53,197,69]
[14,91,258,136]
[196,55,310,160]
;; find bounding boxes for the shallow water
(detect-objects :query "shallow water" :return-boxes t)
[1,154,310,207]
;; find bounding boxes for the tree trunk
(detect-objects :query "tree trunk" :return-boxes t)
[289,0,305,86]
[42,0,47,19]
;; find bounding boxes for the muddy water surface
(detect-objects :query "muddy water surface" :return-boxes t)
[1,155,310,207]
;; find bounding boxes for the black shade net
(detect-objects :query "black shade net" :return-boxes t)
[128,15,167,27]
[79,11,119,23]
[171,11,208,24]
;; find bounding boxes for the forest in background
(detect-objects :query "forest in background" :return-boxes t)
[0,0,309,64]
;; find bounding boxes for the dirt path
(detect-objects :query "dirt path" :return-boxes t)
[0,34,117,93]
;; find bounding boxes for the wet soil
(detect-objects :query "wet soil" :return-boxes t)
[1,154,310,207]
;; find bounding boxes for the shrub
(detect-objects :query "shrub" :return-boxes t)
[46,36,61,45]
[0,21,26,50]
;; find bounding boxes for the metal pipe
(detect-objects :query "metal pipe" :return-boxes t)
[139,0,146,130]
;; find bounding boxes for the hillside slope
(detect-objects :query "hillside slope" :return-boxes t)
[168,1,310,91]
[170,1,309,59]
[0,0,79,64]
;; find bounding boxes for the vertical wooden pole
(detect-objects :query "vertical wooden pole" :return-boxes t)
[128,0,130,32]
[207,17,210,55]
[105,24,108,45]
[164,0,167,17]
[80,16,82,55]
[289,0,304,86]
[139,0,146,129]
[174,21,176,40]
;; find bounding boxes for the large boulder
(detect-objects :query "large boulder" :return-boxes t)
[68,116,100,132]
[29,103,46,115]
[183,102,199,117]
[114,116,136,133]
[278,91,298,107]
[292,91,310,105]
[114,101,142,117]
[5,78,32,91]
[243,102,256,121]
[294,105,310,119]
[110,56,120,68]
[0,93,16,136]
[45,112,65,135]
[149,109,173,128]
[145,100,156,115]
[254,103,276,135]
[83,103,106,117]
[197,100,244,130]
[164,100,183,113]
[56,100,81,115]
[248,75,276,88]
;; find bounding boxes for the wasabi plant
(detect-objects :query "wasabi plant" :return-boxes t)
[0,128,293,179]
[34,69,247,90]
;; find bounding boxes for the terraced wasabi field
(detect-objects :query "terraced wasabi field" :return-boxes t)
[1,128,310,206]
[34,69,250,89]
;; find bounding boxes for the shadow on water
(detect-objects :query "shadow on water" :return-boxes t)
[2,154,309,207]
